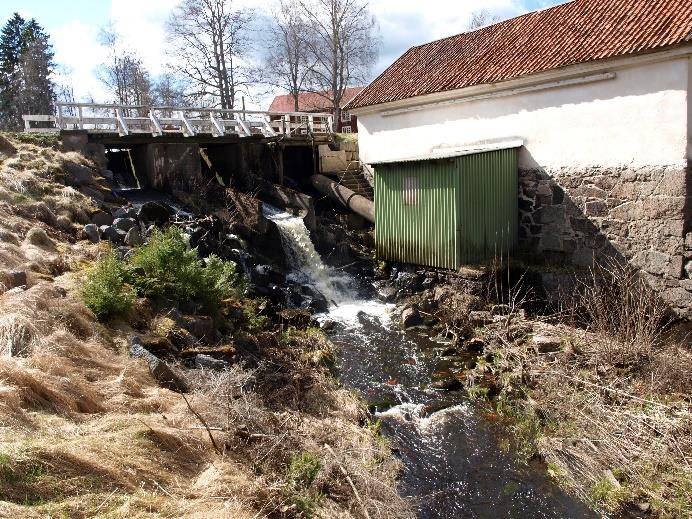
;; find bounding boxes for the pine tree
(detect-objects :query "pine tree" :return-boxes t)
[0,13,26,129]
[0,14,55,130]
[19,20,56,119]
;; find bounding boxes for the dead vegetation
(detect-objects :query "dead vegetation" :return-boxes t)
[462,258,692,517]
[0,134,408,518]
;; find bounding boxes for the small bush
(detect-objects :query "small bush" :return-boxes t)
[82,250,135,320]
[129,227,242,310]
[287,452,321,489]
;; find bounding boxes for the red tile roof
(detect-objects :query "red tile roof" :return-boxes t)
[347,0,692,110]
[269,87,365,112]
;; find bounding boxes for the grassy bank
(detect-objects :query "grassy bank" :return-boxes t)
[460,261,692,517]
[0,134,409,518]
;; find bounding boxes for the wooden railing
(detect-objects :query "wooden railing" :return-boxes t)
[22,103,334,138]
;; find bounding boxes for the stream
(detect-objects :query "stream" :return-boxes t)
[265,206,596,518]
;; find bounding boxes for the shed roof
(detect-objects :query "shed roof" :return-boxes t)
[369,140,524,165]
[347,0,692,110]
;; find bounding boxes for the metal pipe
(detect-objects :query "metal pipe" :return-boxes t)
[310,174,374,223]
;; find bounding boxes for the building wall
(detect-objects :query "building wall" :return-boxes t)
[356,56,692,317]
[337,113,358,133]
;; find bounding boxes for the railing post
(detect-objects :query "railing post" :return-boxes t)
[56,104,63,130]
[308,115,314,133]
[149,109,163,137]
[115,107,129,136]
[78,106,83,130]
[180,110,195,137]
[210,111,224,137]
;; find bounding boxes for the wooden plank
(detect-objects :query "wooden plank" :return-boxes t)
[115,108,130,136]
[149,112,163,136]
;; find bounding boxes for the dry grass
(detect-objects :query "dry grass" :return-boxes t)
[0,134,409,518]
[0,286,407,517]
[464,257,692,517]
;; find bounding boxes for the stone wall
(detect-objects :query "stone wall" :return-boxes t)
[518,163,692,318]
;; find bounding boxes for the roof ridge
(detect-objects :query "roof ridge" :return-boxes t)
[408,0,576,50]
[346,0,692,111]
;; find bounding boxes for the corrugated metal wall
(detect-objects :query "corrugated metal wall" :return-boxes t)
[374,148,517,269]
[457,148,518,264]
[374,158,460,269]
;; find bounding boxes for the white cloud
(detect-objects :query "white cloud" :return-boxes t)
[51,0,535,107]
[52,20,109,102]
[110,0,176,76]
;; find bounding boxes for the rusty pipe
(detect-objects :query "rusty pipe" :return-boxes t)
[310,174,374,223]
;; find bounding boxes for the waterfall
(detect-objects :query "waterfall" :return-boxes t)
[263,204,349,306]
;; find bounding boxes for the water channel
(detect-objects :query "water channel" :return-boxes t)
[266,206,596,518]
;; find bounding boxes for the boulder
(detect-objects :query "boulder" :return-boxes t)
[101,169,114,181]
[138,201,173,225]
[124,227,143,246]
[91,210,113,227]
[376,284,398,302]
[24,227,55,249]
[182,315,216,340]
[299,284,330,313]
[56,215,72,230]
[430,377,463,391]
[401,306,423,328]
[83,223,100,243]
[0,270,27,290]
[465,337,485,353]
[113,206,138,219]
[113,217,136,232]
[533,334,563,353]
[195,354,229,371]
[139,335,177,356]
[246,283,287,306]
[99,225,122,243]
[64,162,96,186]
[0,135,17,156]
[394,271,422,292]
[252,264,285,286]
[129,336,188,393]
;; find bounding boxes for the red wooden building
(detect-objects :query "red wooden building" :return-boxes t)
[268,87,364,133]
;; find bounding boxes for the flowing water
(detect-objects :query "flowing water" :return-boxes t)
[265,206,595,518]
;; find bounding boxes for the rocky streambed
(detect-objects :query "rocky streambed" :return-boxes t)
[81,180,594,518]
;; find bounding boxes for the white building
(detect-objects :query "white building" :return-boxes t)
[347,0,692,317]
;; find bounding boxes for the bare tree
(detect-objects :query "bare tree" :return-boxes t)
[166,0,255,110]
[98,25,153,111]
[265,0,313,112]
[467,9,501,30]
[153,73,188,116]
[299,0,378,126]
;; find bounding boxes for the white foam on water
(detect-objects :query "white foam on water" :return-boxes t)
[376,402,471,435]
[263,204,347,305]
[263,203,395,326]
[322,300,395,328]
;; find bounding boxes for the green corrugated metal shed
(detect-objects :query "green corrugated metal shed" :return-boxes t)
[373,141,521,269]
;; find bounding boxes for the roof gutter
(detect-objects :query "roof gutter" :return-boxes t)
[380,72,615,117]
[349,44,692,116]
[369,139,524,165]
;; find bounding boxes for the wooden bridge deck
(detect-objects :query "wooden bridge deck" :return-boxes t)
[23,103,334,140]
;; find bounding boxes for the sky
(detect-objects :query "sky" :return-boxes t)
[2,0,564,109]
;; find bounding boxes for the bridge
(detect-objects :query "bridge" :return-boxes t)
[22,102,334,139]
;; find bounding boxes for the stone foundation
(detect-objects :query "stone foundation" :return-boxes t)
[518,163,692,318]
